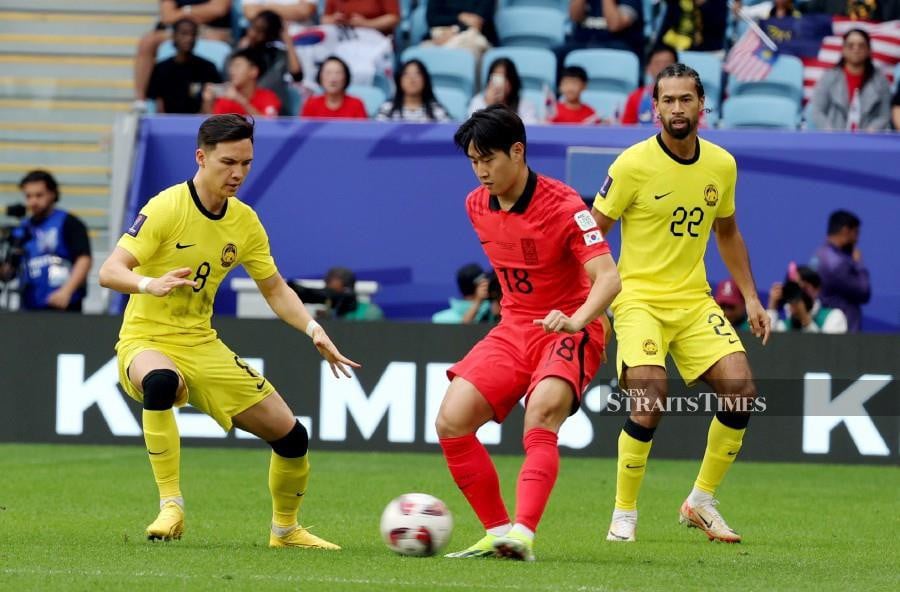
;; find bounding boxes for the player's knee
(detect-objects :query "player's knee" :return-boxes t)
[268,420,309,458]
[141,369,179,411]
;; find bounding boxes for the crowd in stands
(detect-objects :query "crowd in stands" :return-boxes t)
[135,0,900,130]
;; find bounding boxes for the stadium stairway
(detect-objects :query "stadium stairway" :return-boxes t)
[0,0,158,311]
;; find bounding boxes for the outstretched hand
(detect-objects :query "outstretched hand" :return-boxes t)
[146,268,197,297]
[533,309,582,334]
[310,326,361,378]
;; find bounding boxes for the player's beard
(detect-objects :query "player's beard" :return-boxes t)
[662,113,698,140]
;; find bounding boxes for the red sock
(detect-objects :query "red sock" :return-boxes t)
[439,434,510,529]
[515,428,560,532]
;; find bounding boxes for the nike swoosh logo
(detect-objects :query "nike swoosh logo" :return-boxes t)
[727,451,738,456]
[625,463,645,469]
[296,491,305,497]
[728,338,740,344]
[608,531,630,540]
[175,243,195,249]
[480,240,492,245]
[699,514,712,528]
[654,191,674,200]
[256,379,266,390]
[148,450,166,456]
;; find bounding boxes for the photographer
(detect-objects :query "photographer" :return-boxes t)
[432,263,500,324]
[0,170,92,312]
[766,266,847,334]
[289,266,383,320]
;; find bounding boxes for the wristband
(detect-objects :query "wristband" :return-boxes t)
[305,319,321,338]
[137,276,152,294]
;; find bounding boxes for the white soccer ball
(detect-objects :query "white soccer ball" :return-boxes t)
[380,493,453,557]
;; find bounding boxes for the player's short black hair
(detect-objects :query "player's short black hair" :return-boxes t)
[456,263,484,297]
[560,65,588,83]
[827,210,860,235]
[454,105,527,158]
[316,56,352,90]
[653,63,705,100]
[19,169,59,202]
[197,114,255,150]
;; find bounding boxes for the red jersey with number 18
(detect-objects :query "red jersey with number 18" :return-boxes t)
[466,169,611,321]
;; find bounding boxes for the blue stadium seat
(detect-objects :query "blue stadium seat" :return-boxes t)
[802,101,816,131]
[401,46,476,97]
[482,47,557,93]
[679,50,723,114]
[565,49,640,95]
[346,85,387,118]
[157,39,233,74]
[580,89,628,122]
[522,88,549,121]
[720,95,799,129]
[408,1,429,46]
[893,62,900,93]
[495,7,566,48]
[499,0,567,11]
[284,85,303,116]
[433,86,470,121]
[727,54,805,107]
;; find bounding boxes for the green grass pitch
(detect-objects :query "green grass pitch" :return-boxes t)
[2,443,897,591]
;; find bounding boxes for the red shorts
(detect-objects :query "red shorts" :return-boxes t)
[447,318,606,423]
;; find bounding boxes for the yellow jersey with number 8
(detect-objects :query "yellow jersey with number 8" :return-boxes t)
[593,134,737,309]
[116,180,277,346]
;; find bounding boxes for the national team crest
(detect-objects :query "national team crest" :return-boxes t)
[642,339,658,356]
[704,184,719,207]
[221,243,237,267]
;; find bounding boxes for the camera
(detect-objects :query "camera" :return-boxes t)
[289,282,358,318]
[1,203,28,272]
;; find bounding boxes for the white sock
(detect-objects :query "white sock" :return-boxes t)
[160,496,184,510]
[612,508,637,518]
[271,523,298,537]
[487,523,512,537]
[509,523,535,541]
[687,486,714,507]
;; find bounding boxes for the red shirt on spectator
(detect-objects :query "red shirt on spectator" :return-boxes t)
[550,102,598,124]
[213,88,281,117]
[621,85,653,125]
[301,95,368,119]
[324,0,399,19]
[844,69,863,102]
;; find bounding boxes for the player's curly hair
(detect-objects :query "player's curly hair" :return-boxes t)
[652,63,705,101]
[197,114,254,150]
[453,104,526,159]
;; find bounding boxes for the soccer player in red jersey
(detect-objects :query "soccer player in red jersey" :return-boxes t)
[436,105,621,561]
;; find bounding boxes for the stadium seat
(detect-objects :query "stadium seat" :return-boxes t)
[580,90,628,122]
[802,101,816,131]
[720,95,799,129]
[156,39,232,74]
[346,85,387,118]
[893,62,900,93]
[522,88,549,121]
[565,49,640,95]
[284,85,303,116]
[433,86,469,121]
[499,0,567,11]
[482,47,557,93]
[679,50,723,114]
[408,1,429,46]
[727,54,805,107]
[495,7,566,48]
[401,46,476,97]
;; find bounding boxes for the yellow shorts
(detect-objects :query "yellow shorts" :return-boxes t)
[612,297,745,385]
[116,338,276,431]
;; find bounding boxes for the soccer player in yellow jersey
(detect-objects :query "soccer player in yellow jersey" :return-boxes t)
[98,114,358,549]
[591,64,771,543]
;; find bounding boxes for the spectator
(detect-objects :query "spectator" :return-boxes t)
[203,48,283,117]
[301,56,369,118]
[0,171,91,312]
[556,0,645,74]
[432,263,498,323]
[809,210,870,332]
[811,29,892,131]
[376,59,452,122]
[713,278,751,330]
[659,0,728,52]
[467,58,539,124]
[621,45,678,125]
[325,267,384,319]
[133,0,233,107]
[321,0,400,35]
[425,0,496,56]
[147,18,222,114]
[732,0,802,22]
[806,0,900,21]
[767,273,848,333]
[549,66,600,124]
[239,10,304,114]
[242,0,317,37]
[893,85,900,130]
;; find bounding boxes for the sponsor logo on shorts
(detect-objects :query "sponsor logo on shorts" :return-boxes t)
[221,243,237,267]
[704,184,719,207]
[127,214,147,237]
[574,210,597,231]
[583,230,603,246]
[642,339,658,356]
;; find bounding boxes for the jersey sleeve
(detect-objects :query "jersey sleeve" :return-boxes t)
[560,197,611,265]
[116,195,177,265]
[592,154,636,220]
[717,154,737,218]
[241,211,278,281]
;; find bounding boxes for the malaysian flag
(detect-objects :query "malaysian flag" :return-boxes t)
[725,28,779,82]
